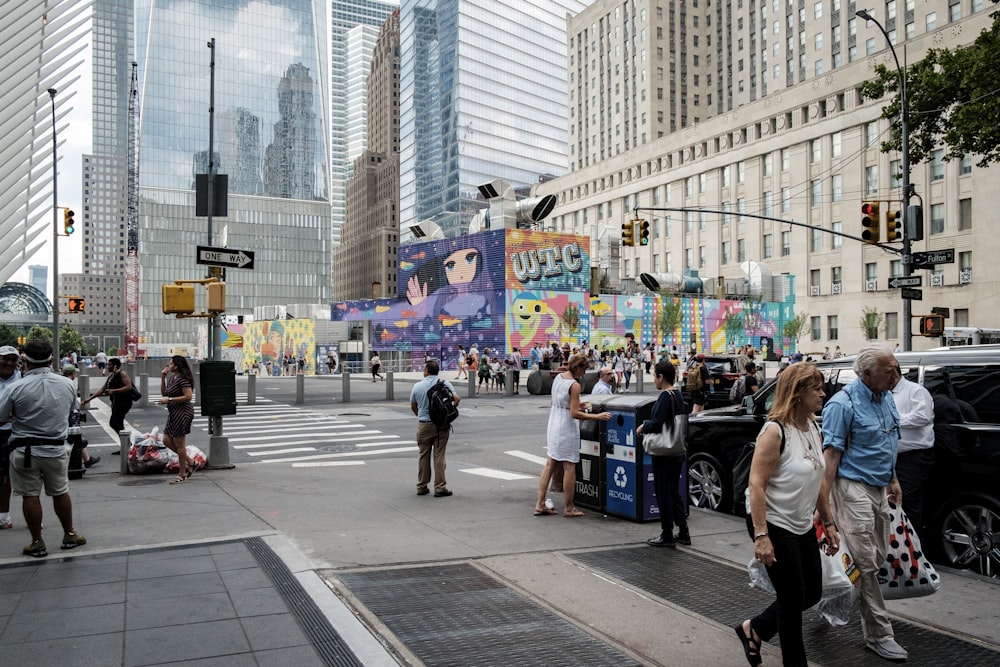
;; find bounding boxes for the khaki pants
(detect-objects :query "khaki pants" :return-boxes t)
[416,422,449,492]
[831,477,894,641]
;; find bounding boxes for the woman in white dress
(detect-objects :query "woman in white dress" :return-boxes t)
[534,354,612,516]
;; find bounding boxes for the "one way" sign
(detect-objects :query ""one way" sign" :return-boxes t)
[196,245,255,270]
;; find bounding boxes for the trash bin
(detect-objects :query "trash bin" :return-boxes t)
[573,394,609,512]
[603,395,658,522]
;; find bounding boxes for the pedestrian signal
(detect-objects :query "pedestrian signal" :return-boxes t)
[918,314,944,337]
[67,297,85,313]
[161,284,195,314]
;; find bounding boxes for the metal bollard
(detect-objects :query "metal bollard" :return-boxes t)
[247,373,256,405]
[636,369,644,394]
[119,429,130,474]
[342,371,351,403]
[296,372,304,404]
[79,375,91,411]
[505,369,514,396]
[468,371,476,399]
[139,374,149,407]
[385,371,394,400]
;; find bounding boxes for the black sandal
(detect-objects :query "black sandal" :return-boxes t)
[734,621,762,666]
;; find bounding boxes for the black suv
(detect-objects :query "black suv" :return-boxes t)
[681,354,755,409]
[685,349,1000,578]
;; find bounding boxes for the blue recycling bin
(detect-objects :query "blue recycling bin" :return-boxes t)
[603,394,689,523]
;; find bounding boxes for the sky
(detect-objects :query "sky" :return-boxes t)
[11,39,92,296]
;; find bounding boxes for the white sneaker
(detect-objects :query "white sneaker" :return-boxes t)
[0,513,12,529]
[866,637,908,662]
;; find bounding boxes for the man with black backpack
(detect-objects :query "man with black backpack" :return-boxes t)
[686,353,711,413]
[409,359,461,498]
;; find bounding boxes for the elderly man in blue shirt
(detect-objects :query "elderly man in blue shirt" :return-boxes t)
[822,345,906,662]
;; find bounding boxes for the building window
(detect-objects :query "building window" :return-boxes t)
[722,165,731,187]
[810,180,821,207]
[828,315,839,340]
[811,139,821,163]
[665,252,672,273]
[831,132,842,158]
[763,234,773,258]
[722,241,731,264]
[653,254,660,272]
[810,269,821,288]
[781,148,790,171]
[931,149,945,180]
[832,222,842,248]
[890,159,901,189]
[686,177,693,197]
[782,188,791,212]
[699,246,707,267]
[866,121,879,146]
[890,259,902,277]
[831,266,842,292]
[738,161,746,183]
[764,191,774,216]
[811,229,822,252]
[831,174,842,202]
[926,11,937,31]
[763,153,773,176]
[931,202,945,234]
[781,231,791,256]
[866,166,878,195]
[959,197,972,230]
[960,154,972,174]
[811,316,822,340]
[738,238,746,262]
[699,173,707,193]
[955,308,969,327]
[685,248,693,269]
[624,259,630,277]
[866,262,877,281]
[885,312,898,339]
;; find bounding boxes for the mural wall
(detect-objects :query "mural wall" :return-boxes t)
[329,229,798,367]
[242,319,316,375]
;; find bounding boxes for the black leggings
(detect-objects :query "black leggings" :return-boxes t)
[746,517,822,666]
[651,455,687,534]
[110,399,133,434]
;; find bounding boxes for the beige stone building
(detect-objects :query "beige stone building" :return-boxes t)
[535,0,999,353]
[333,11,401,301]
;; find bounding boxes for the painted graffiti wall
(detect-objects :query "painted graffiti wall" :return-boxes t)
[242,319,316,375]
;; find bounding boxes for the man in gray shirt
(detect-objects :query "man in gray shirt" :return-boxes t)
[0,342,86,557]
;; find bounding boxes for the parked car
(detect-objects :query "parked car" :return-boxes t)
[685,349,1000,577]
[680,354,756,409]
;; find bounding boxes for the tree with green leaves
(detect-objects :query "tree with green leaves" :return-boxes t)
[782,312,810,346]
[59,326,89,358]
[860,307,883,341]
[0,323,23,348]
[24,325,53,345]
[861,2,1000,167]
[657,296,684,344]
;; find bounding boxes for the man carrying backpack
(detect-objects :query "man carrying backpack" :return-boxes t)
[729,361,760,405]
[409,359,461,498]
[686,353,711,413]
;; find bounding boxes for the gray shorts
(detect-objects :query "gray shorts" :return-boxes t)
[10,449,70,497]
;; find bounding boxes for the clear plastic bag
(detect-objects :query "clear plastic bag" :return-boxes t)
[814,547,860,626]
[747,557,775,593]
[164,445,207,473]
[127,427,170,474]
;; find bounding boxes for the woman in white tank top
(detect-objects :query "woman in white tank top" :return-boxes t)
[735,363,841,667]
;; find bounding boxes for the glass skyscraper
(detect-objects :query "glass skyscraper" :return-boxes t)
[330,0,398,247]
[134,0,331,346]
[399,0,589,236]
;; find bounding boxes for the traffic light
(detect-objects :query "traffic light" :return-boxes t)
[621,221,635,247]
[63,208,75,235]
[207,282,226,312]
[637,219,650,245]
[885,209,902,242]
[861,201,880,244]
[918,314,944,337]
[67,297,85,313]
[161,284,195,314]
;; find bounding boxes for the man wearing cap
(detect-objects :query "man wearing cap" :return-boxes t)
[0,345,22,529]
[0,341,86,557]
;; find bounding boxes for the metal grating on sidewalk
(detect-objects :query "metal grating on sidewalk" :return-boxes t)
[571,547,1000,667]
[245,537,364,667]
[337,563,639,667]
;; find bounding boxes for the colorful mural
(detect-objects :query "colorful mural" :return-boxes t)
[329,229,798,368]
[242,319,316,375]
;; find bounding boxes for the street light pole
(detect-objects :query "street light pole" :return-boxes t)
[857,10,913,351]
[49,88,60,366]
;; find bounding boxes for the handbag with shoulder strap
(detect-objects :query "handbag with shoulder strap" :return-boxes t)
[642,390,688,456]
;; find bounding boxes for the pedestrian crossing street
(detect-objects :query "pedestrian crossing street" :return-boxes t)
[194,395,418,468]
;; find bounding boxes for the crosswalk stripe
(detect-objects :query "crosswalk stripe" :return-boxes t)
[291,461,366,468]
[222,423,365,436]
[505,450,548,466]
[460,467,534,481]
[229,430,385,444]
[260,445,417,463]
[247,447,316,456]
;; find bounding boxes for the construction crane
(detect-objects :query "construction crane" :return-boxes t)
[124,62,140,359]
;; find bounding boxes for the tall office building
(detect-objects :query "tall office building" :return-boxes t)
[334,10,400,300]
[134,0,331,346]
[330,0,398,248]
[398,0,591,236]
[74,0,133,351]
[536,0,1000,353]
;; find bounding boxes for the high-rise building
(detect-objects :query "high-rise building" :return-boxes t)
[537,0,1000,353]
[74,0,133,352]
[334,10,400,300]
[28,266,48,298]
[330,0,398,248]
[133,0,332,347]
[398,0,591,236]
[0,0,88,287]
